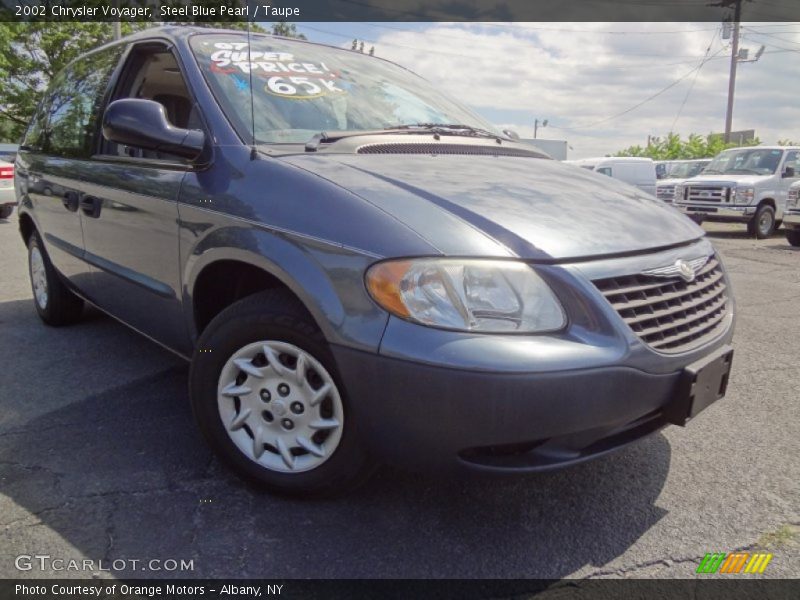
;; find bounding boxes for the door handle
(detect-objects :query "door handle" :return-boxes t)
[80,195,102,218]
[62,191,80,212]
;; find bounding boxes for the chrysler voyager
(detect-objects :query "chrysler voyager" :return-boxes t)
[15,28,735,495]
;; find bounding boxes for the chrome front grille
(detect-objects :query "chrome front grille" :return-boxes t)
[686,185,728,203]
[656,185,675,202]
[593,256,729,353]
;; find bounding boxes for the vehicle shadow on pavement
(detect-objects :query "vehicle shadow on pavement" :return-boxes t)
[0,298,671,579]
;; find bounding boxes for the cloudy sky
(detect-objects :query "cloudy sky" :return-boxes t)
[292,22,800,158]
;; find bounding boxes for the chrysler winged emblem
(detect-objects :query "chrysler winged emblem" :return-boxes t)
[642,256,710,283]
[677,260,695,282]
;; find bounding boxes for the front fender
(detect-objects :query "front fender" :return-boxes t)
[180,215,389,353]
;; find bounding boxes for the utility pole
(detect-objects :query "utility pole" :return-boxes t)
[724,0,742,143]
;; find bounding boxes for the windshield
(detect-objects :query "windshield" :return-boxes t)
[704,148,784,176]
[191,34,499,144]
[668,161,708,178]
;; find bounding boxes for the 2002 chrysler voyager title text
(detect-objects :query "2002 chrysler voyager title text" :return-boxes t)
[15,27,734,495]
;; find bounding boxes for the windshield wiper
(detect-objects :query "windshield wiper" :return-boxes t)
[305,127,436,152]
[304,123,505,152]
[702,169,723,174]
[390,123,504,142]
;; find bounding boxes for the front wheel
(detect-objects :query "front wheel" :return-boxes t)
[189,290,374,496]
[750,204,776,239]
[786,229,800,247]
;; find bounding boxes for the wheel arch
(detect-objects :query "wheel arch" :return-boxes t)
[191,256,318,334]
[758,197,777,211]
[18,211,36,245]
[183,231,388,353]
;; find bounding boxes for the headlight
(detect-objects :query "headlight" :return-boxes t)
[366,259,566,333]
[733,186,754,205]
[788,189,799,208]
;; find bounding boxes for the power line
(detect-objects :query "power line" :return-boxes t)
[549,46,728,132]
[740,34,800,54]
[741,28,800,46]
[301,24,725,61]
[670,29,719,133]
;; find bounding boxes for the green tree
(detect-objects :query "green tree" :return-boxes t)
[0,23,146,141]
[0,21,281,142]
[270,22,306,40]
[613,132,760,160]
[0,117,16,143]
[777,139,797,146]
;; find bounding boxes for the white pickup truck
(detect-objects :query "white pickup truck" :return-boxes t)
[673,146,800,238]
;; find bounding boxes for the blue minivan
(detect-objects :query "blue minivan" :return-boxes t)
[15,27,734,495]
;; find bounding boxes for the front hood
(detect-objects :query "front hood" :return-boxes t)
[280,153,704,261]
[657,178,684,186]
[687,174,771,187]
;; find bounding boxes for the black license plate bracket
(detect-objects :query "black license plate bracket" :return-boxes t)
[664,346,734,426]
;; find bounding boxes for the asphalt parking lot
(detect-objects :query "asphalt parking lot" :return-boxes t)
[0,216,798,580]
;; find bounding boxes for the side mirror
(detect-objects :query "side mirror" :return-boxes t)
[502,129,520,141]
[783,166,796,178]
[102,99,204,160]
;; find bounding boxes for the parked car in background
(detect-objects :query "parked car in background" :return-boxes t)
[0,143,19,164]
[569,157,657,196]
[673,146,800,238]
[656,159,711,203]
[16,27,735,496]
[0,160,15,219]
[783,181,800,247]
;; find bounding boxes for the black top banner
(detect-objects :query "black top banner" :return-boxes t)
[1,0,799,23]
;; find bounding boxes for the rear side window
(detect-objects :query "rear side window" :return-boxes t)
[596,167,612,176]
[40,45,124,158]
[22,100,48,152]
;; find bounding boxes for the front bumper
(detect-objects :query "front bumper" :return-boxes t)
[784,210,800,229]
[333,239,735,473]
[675,203,755,221]
[335,347,690,473]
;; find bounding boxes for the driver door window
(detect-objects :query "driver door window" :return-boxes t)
[784,151,799,178]
[102,46,200,162]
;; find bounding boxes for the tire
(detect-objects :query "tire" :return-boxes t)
[751,204,776,239]
[786,230,800,247]
[0,205,13,219]
[189,289,375,496]
[28,232,84,326]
